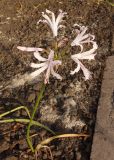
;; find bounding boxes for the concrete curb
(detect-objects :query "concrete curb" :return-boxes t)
[91,56,114,160]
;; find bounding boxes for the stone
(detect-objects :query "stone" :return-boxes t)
[91,56,114,160]
[0,140,9,153]
[5,156,17,160]
[28,93,36,102]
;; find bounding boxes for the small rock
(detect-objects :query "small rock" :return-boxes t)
[19,140,28,150]
[6,17,11,20]
[64,98,76,107]
[0,140,9,152]
[28,93,36,102]
[33,84,40,91]
[40,130,47,137]
[43,154,48,159]
[69,98,76,107]
[5,156,17,160]
[53,150,62,156]
[50,98,57,105]
[76,151,81,160]
[22,154,29,159]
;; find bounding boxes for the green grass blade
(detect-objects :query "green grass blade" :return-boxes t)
[0,106,31,118]
[0,118,55,135]
[106,0,114,6]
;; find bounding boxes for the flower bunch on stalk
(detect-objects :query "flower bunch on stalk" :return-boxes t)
[17,9,98,84]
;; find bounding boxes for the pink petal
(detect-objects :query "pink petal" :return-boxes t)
[44,64,51,84]
[52,60,62,65]
[17,46,43,52]
[42,13,53,26]
[51,67,62,80]
[30,65,48,79]
[71,42,98,60]
[71,57,91,80]
[70,58,80,74]
[48,50,54,60]
[30,62,47,68]
[80,62,92,80]
[56,11,66,25]
[46,9,53,14]
[72,52,96,60]
[34,52,47,61]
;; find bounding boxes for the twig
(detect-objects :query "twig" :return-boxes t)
[35,133,89,151]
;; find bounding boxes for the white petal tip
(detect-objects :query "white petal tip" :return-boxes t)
[70,71,75,75]
[84,74,92,81]
[17,46,25,51]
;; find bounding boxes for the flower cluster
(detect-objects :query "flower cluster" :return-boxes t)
[17,9,98,84]
[70,24,98,80]
[37,9,67,37]
[17,46,62,84]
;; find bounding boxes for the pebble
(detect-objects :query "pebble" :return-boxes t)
[69,98,76,107]
[43,154,48,159]
[33,84,40,91]
[19,140,28,150]
[5,156,17,160]
[76,151,82,160]
[28,93,36,102]
[53,150,62,156]
[0,141,9,152]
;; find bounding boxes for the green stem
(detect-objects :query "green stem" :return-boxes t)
[27,83,46,152]
[106,0,114,6]
[61,43,71,58]
[0,106,31,119]
[0,118,55,135]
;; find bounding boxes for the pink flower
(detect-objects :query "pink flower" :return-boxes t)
[30,50,62,84]
[71,24,98,80]
[38,9,67,37]
[71,43,97,80]
[71,24,97,52]
[17,46,62,84]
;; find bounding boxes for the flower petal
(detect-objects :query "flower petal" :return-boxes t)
[34,52,47,61]
[71,24,94,49]
[79,26,88,37]
[30,62,47,68]
[44,65,51,84]
[70,58,80,74]
[39,9,66,37]
[80,62,92,80]
[17,46,43,52]
[56,10,66,25]
[72,42,98,60]
[52,60,62,65]
[46,9,53,14]
[48,50,54,60]
[30,65,48,79]
[51,67,62,80]
[71,57,91,80]
[42,12,52,26]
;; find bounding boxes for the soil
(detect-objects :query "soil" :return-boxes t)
[0,0,114,160]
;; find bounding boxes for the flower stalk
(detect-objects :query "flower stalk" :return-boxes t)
[26,83,46,152]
